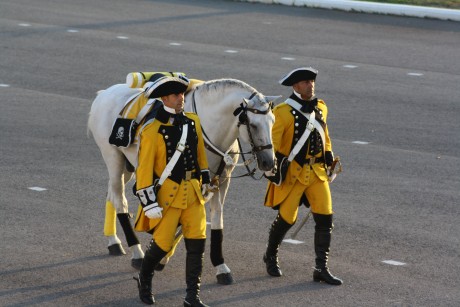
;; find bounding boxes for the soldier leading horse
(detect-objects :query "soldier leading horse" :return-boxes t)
[88,78,280,284]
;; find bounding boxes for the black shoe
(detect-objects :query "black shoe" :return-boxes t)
[263,254,282,277]
[313,268,343,285]
[133,275,155,304]
[184,297,209,307]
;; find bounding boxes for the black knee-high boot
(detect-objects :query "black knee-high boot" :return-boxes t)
[263,214,293,277]
[184,239,209,307]
[312,213,343,285]
[134,240,168,305]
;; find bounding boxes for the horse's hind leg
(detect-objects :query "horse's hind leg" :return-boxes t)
[103,148,143,268]
[105,200,125,255]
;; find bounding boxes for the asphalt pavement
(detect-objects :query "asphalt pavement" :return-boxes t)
[1,0,459,306]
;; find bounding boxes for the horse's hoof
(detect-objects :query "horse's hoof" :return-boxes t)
[216,272,234,285]
[131,258,143,270]
[108,243,126,256]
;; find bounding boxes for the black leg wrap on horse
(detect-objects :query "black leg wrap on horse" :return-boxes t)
[210,229,224,267]
[117,213,140,247]
[312,213,342,285]
[134,240,168,305]
[184,239,209,307]
[264,214,293,277]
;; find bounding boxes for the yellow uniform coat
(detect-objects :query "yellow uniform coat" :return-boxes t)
[134,109,209,233]
[264,98,332,209]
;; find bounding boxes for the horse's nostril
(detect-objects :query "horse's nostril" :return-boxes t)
[262,161,271,170]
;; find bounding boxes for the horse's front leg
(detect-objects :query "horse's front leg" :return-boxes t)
[209,177,234,285]
[118,169,144,269]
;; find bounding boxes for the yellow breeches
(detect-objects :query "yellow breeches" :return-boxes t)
[104,201,117,236]
[135,188,205,252]
[279,169,332,225]
[153,203,206,252]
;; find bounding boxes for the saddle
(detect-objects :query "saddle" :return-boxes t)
[109,71,204,148]
[108,92,161,148]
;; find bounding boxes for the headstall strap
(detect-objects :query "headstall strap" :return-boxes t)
[197,89,273,180]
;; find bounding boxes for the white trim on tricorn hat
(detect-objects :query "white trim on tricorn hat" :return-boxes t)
[279,67,318,86]
[145,74,190,98]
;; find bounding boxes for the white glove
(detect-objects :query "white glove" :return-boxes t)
[201,184,215,202]
[143,202,163,219]
[264,170,276,177]
[327,167,337,183]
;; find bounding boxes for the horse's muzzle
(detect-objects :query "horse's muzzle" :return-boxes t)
[255,148,275,171]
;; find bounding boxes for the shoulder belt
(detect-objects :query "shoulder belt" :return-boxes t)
[158,124,189,186]
[285,98,326,162]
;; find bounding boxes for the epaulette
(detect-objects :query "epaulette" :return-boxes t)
[185,112,199,120]
[273,102,291,111]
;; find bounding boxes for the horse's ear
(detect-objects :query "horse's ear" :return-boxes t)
[266,95,282,103]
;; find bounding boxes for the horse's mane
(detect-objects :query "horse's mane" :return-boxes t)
[195,78,256,96]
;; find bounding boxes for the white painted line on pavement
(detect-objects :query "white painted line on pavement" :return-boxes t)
[29,187,47,191]
[18,23,31,27]
[240,0,460,21]
[67,29,79,33]
[382,260,406,266]
[283,238,305,244]
[281,57,296,61]
[343,65,358,68]
[407,72,424,76]
[0,84,10,87]
[353,141,370,144]
[117,36,129,40]
[169,42,182,46]
[225,50,239,53]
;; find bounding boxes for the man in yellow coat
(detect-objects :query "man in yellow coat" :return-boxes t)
[133,74,211,306]
[263,67,343,285]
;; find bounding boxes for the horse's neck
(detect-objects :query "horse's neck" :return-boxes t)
[186,89,242,153]
[200,104,240,153]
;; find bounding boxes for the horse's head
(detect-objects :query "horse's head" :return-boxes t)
[235,93,282,172]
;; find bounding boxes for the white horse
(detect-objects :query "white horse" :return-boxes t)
[88,78,280,285]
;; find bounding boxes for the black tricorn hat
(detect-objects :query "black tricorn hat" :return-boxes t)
[279,67,318,86]
[145,73,189,98]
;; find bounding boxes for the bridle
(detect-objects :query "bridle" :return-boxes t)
[191,90,274,181]
[232,96,273,153]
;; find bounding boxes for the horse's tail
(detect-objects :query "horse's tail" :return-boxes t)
[86,117,93,139]
[87,110,94,139]
[87,89,106,139]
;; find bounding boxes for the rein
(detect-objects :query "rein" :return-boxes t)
[191,89,272,181]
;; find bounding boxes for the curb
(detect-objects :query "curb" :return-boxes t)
[238,0,460,21]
